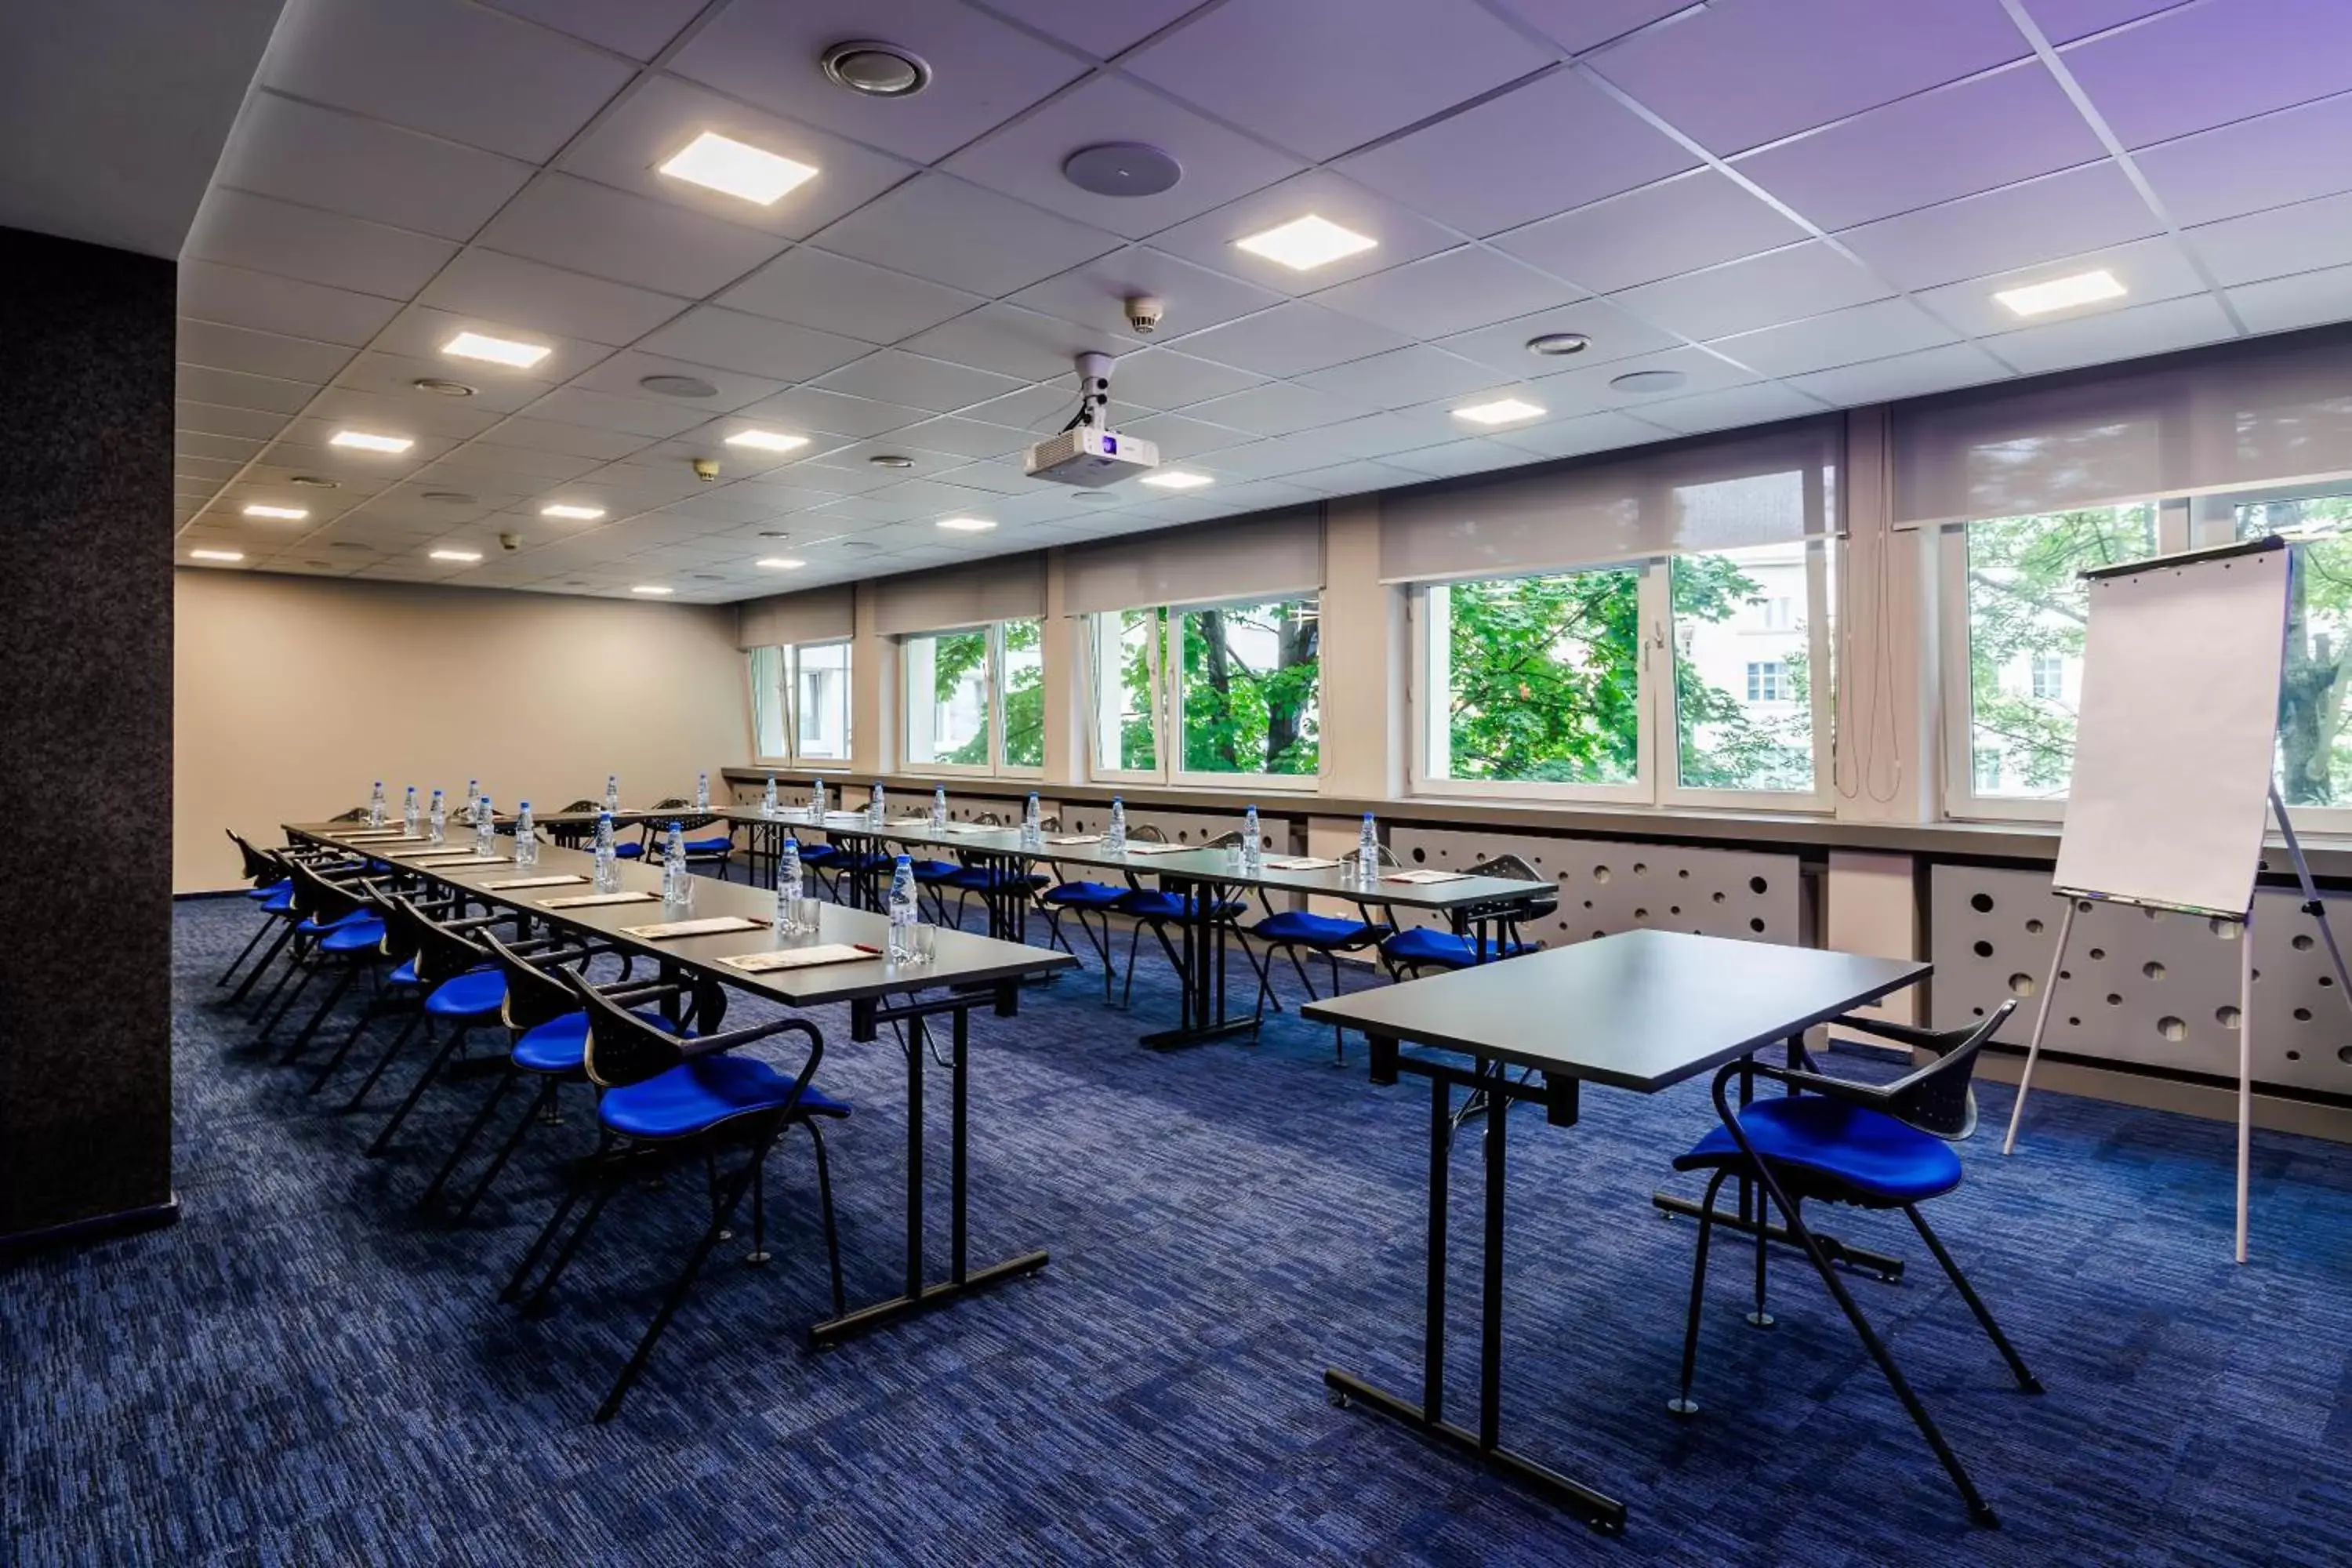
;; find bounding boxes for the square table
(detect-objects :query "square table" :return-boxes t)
[1301,930,1928,1536]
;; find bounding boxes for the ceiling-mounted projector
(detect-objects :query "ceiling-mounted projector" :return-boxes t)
[1026,351,1157,487]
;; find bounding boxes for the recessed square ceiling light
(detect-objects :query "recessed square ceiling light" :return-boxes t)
[540,503,604,520]
[329,430,413,454]
[442,331,551,368]
[725,429,810,453]
[242,503,308,520]
[1452,397,1546,426]
[429,548,482,562]
[1140,470,1214,490]
[937,517,997,532]
[189,548,244,562]
[757,557,807,569]
[632,584,675,595]
[1994,268,2127,318]
[659,131,818,206]
[1235,214,1377,272]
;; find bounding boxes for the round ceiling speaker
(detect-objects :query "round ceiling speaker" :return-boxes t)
[1609,369,1689,395]
[757,529,790,539]
[289,475,339,488]
[412,377,476,397]
[1526,332,1592,358]
[1062,142,1184,198]
[640,373,720,399]
[422,491,477,506]
[834,539,882,553]
[867,454,916,469]
[820,40,931,98]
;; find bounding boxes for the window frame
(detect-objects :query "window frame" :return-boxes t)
[1083,593,1327,792]
[898,619,1045,782]
[749,640,855,774]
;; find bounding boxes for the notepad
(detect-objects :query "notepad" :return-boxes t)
[720,944,880,975]
[937,821,996,834]
[339,833,412,842]
[1384,869,1470,884]
[538,891,657,909]
[1120,843,1194,856]
[487,874,588,890]
[617,915,765,940]
[401,852,508,866]
[1263,855,1339,870]
[1047,834,1103,845]
[886,817,935,829]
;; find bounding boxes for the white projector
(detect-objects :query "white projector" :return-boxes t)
[1024,426,1159,488]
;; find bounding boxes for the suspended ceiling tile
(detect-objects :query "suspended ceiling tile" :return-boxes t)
[176,318,358,384]
[2229,263,2352,337]
[1293,344,1508,409]
[809,349,1028,414]
[417,249,691,348]
[1605,240,1894,343]
[1493,170,1810,295]
[978,0,1208,60]
[1310,247,1584,342]
[474,174,791,299]
[811,174,1124,297]
[2186,193,2352,289]
[2060,0,2352,149]
[2134,92,2352,228]
[732,386,934,441]
[561,350,783,412]
[1909,234,2208,336]
[1836,161,2162,292]
[1181,380,1378,438]
[216,91,532,241]
[1143,170,1461,297]
[1481,408,1675,459]
[176,365,323,416]
[304,383,508,440]
[1116,411,1258,459]
[1704,296,1961,379]
[367,303,611,386]
[176,258,404,349]
[1976,291,2238,376]
[1172,301,1415,379]
[1628,380,1828,435]
[718,248,982,344]
[895,302,1137,383]
[481,0,708,60]
[1087,349,1261,413]
[634,306,873,382]
[1783,340,2016,406]
[518,386,711,438]
[1435,298,1684,376]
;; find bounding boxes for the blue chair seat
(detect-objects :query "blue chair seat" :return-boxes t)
[796,843,843,866]
[612,842,644,859]
[1252,909,1377,948]
[423,967,506,1019]
[317,917,387,953]
[684,836,732,856]
[1118,890,1245,922]
[512,1010,691,1074]
[946,865,1047,892]
[1043,880,1124,909]
[297,908,375,936]
[907,858,963,884]
[388,957,419,986]
[1673,1094,1963,1207]
[259,886,296,913]
[1382,927,1535,968]
[602,1055,851,1140]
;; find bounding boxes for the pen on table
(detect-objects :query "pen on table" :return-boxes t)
[853,943,885,956]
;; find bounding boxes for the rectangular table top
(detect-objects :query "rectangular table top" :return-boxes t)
[724,808,1554,914]
[285,822,1073,1007]
[1299,930,1928,1093]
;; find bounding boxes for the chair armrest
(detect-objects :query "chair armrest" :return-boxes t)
[1825,1013,1947,1052]
[598,981,685,1007]
[678,1014,820,1061]
[1742,1058,1899,1109]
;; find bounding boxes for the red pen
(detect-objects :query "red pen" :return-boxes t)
[852,942,885,956]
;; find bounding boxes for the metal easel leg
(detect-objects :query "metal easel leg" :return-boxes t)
[2237,905,2253,1265]
[2001,896,2078,1156]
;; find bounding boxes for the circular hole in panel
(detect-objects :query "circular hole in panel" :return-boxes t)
[1750,877,1769,895]
[1593,866,1612,884]
[2067,1016,2082,1026]
[2060,970,2072,980]
[2294,934,2314,952]
[1412,847,1427,863]
[1711,892,1726,904]
[2088,947,2106,960]
[2027,918,2045,935]
[2078,900,2095,913]
[1670,906,1682,916]
[1973,940,1994,958]
[2107,993,2124,1006]
[2158,1016,2187,1041]
[2143,960,2166,980]
[1594,931,1607,940]
[1633,862,1647,875]
[1635,909,1649,921]
[2288,1050,2303,1061]
[2325,975,2336,988]
[2008,972,2036,996]
[2340,1045,2352,1065]
[1972,1007,1986,1017]
[1749,917,1766,933]
[1583,900,1594,909]
[2296,1007,2314,1022]
[1679,869,1691,880]
[2217,1005,2241,1029]
[1970,892,1994,913]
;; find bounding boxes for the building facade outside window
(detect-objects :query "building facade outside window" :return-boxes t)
[747,641,853,768]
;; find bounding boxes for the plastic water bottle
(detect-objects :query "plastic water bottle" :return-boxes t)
[1106,796,1127,855]
[662,822,691,908]
[1242,804,1262,875]
[474,793,496,858]
[931,785,948,830]
[887,855,917,960]
[604,774,620,814]
[869,782,885,828]
[402,786,420,837]
[1021,793,1042,851]
[779,837,804,905]
[368,781,387,828]
[811,777,827,818]
[695,771,710,811]
[593,811,618,892]
[762,774,779,818]
[514,801,538,867]
[427,789,446,845]
[1357,812,1380,887]
[464,778,480,824]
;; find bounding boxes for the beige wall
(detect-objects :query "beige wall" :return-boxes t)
[174,570,749,891]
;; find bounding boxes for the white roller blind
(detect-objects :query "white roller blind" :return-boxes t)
[1062,507,1325,615]
[1378,419,1842,584]
[736,585,854,650]
[1890,326,2352,528]
[872,554,1047,636]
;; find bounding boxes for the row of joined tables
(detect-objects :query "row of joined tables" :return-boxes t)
[289,810,1928,1538]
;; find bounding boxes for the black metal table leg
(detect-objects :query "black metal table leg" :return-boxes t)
[1139,873,1256,1050]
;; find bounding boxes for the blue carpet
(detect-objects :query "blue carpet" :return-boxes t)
[7,898,2352,1565]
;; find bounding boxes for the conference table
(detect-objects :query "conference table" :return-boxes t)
[284,818,1077,1347]
[1301,931,1928,1537]
[720,805,1558,1049]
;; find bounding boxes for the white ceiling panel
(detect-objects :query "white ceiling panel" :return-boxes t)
[1338,68,1699,238]
[944,72,1307,239]
[1310,247,1583,341]
[1104,411,1255,459]
[367,305,610,387]
[481,0,707,60]
[895,302,1135,382]
[2133,91,2352,228]
[731,387,932,440]
[1092,349,1264,412]
[260,0,634,162]
[1171,301,1414,379]
[811,349,1029,413]
[1143,170,1461,296]
[1483,408,1676,459]
[633,305,872,381]
[2020,0,2183,45]
[1376,436,1543,479]
[1835,161,2162,292]
[216,92,535,241]
[472,417,649,461]
[178,400,291,442]
[717,248,982,344]
[418,249,690,347]
[557,73,920,241]
[517,386,711,438]
[1292,345,1504,409]
[1705,296,1962,379]
[1630,381,1828,435]
[1512,343,1760,419]
[1494,170,1810,294]
[1181,382,1378,438]
[175,365,322,416]
[1977,292,2237,376]
[890,416,1039,459]
[1007,248,1286,337]
[1606,241,1893,342]
[1588,0,2031,155]
[2229,264,2352,338]
[179,261,404,348]
[978,0,1207,59]
[1436,299,1685,375]
[561,350,782,412]
[2059,0,2352,150]
[2186,193,2352,289]
[1784,342,2016,406]
[812,174,1123,296]
[303,383,507,440]
[177,318,360,384]
[1124,0,1553,162]
[1733,62,2105,231]
[474,175,789,299]
[183,187,459,299]
[1910,235,2209,337]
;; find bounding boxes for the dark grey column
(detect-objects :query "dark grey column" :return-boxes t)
[0,225,176,1247]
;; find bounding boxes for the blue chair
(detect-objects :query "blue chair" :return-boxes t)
[1667,1002,2039,1528]
[1377,851,1552,978]
[1110,825,1247,1009]
[1244,900,1388,1063]
[256,857,389,1052]
[218,830,301,991]
[338,894,511,1158]
[1036,832,1127,1000]
[500,973,850,1422]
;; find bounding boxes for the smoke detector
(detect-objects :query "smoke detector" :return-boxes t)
[1526,332,1591,358]
[821,40,931,98]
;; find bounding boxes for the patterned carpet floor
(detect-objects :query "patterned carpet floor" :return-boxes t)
[8,896,2352,1566]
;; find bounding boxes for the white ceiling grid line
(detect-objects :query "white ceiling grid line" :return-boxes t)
[173,0,2352,601]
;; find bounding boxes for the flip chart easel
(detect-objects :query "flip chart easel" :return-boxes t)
[1998,535,2352,1262]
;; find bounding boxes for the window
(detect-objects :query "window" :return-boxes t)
[901,619,1044,776]
[2228,492,2352,811]
[1416,540,1835,804]
[1944,503,2159,814]
[748,646,786,760]
[747,641,853,768]
[1086,596,1321,785]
